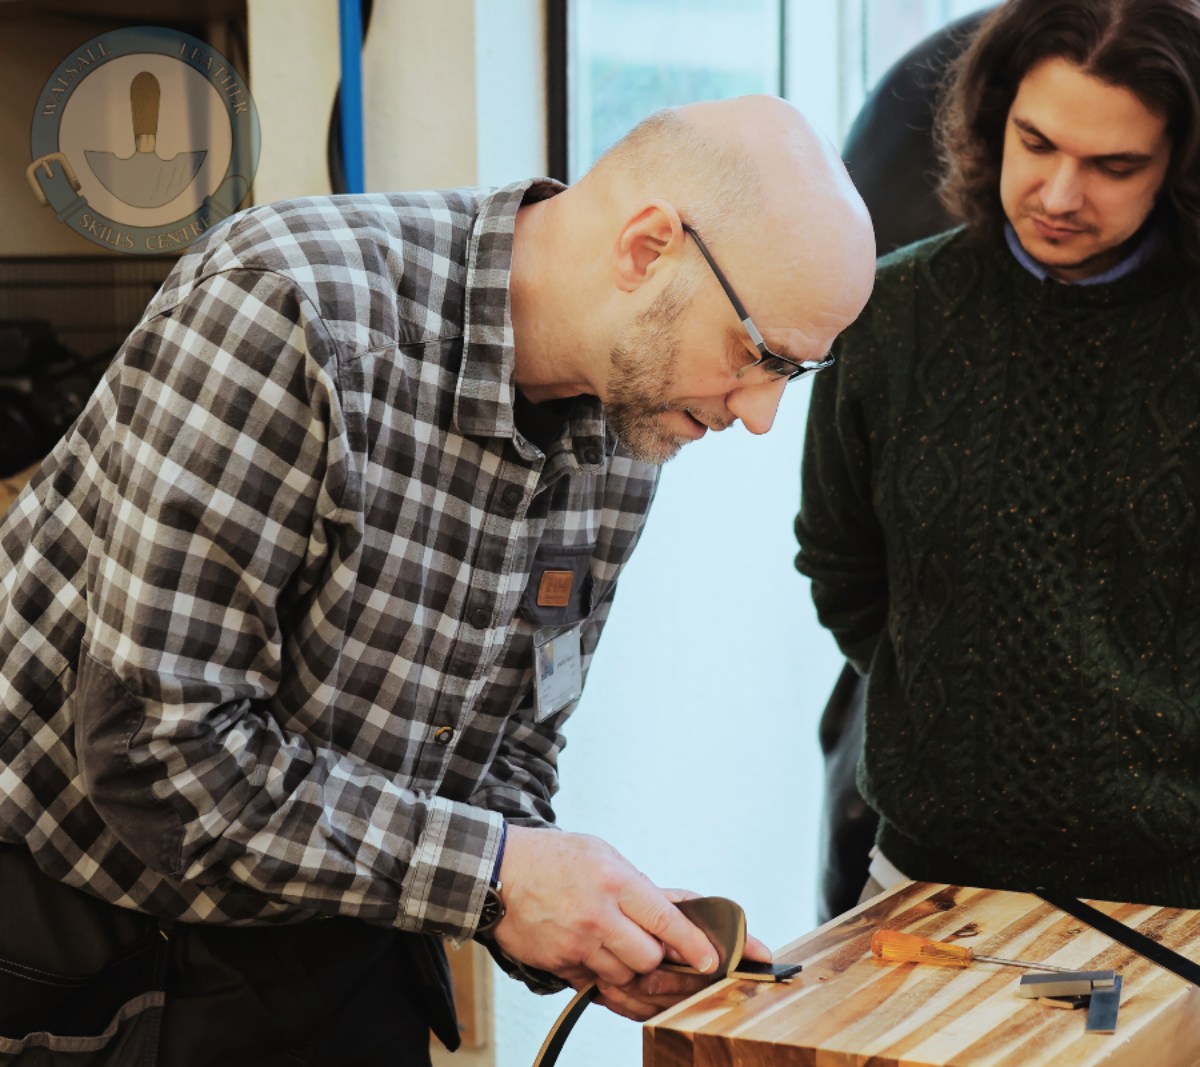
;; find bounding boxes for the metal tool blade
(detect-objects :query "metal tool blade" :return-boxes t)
[1039,994,1090,1010]
[1017,970,1116,998]
[85,148,206,209]
[1086,973,1122,1033]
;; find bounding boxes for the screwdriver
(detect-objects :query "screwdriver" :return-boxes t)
[871,929,1081,974]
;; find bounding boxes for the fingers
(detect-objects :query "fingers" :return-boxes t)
[663,888,774,967]
[493,827,729,987]
[580,945,638,988]
[495,828,681,980]
[619,882,718,975]
[594,967,713,1022]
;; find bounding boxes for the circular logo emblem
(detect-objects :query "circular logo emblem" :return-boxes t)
[28,26,260,255]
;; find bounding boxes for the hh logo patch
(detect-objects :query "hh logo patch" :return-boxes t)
[537,570,574,608]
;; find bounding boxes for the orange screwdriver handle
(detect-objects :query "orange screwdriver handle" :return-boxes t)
[871,929,975,968]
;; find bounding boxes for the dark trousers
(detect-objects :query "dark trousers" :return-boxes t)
[0,846,448,1066]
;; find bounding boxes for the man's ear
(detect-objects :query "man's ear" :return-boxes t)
[612,200,685,293]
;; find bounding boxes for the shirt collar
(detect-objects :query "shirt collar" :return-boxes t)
[1004,219,1162,286]
[453,178,608,473]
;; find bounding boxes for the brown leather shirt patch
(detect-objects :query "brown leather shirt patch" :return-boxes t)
[537,570,574,608]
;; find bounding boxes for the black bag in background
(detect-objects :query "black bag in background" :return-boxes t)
[0,320,116,479]
[815,664,876,924]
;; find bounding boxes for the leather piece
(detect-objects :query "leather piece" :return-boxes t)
[531,896,748,1067]
[674,896,746,979]
[532,985,598,1067]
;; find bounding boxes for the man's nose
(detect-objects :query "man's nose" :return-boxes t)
[726,377,787,435]
[1040,159,1085,215]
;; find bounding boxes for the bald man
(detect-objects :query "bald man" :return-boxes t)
[0,96,873,1062]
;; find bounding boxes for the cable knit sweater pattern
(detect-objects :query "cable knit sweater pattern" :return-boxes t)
[796,228,1200,906]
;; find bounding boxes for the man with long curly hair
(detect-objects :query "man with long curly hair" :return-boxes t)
[797,0,1200,909]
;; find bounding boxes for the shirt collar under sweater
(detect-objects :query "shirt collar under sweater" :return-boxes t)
[1004,219,1161,286]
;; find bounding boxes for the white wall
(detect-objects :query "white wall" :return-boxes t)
[246,1,339,203]
[245,4,840,1064]
[497,392,839,1067]
[485,5,842,1062]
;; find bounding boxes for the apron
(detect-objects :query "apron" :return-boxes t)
[0,846,458,1066]
[0,846,168,1066]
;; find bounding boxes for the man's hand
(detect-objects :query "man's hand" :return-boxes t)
[590,890,774,1021]
[588,967,713,1021]
[491,827,723,992]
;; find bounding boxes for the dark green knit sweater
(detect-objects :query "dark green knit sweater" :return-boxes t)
[795,228,1200,907]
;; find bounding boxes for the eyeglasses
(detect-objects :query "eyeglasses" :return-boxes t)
[681,222,835,384]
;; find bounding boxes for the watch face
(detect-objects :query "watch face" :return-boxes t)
[478,886,506,933]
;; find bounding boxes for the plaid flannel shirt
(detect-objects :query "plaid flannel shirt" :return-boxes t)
[0,180,659,939]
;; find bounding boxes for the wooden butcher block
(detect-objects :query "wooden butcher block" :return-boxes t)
[644,881,1200,1067]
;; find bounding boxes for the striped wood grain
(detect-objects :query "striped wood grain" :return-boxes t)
[644,881,1200,1067]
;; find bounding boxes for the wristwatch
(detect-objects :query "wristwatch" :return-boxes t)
[477,879,506,934]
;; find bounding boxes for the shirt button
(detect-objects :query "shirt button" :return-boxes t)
[501,485,523,510]
[582,447,602,465]
[434,726,454,746]
[469,606,491,628]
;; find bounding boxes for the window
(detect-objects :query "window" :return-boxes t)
[562,0,783,180]
[557,0,992,178]
[841,0,991,129]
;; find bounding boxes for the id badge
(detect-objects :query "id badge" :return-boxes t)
[533,625,582,722]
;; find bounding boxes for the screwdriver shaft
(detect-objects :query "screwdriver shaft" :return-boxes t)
[973,953,1082,974]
